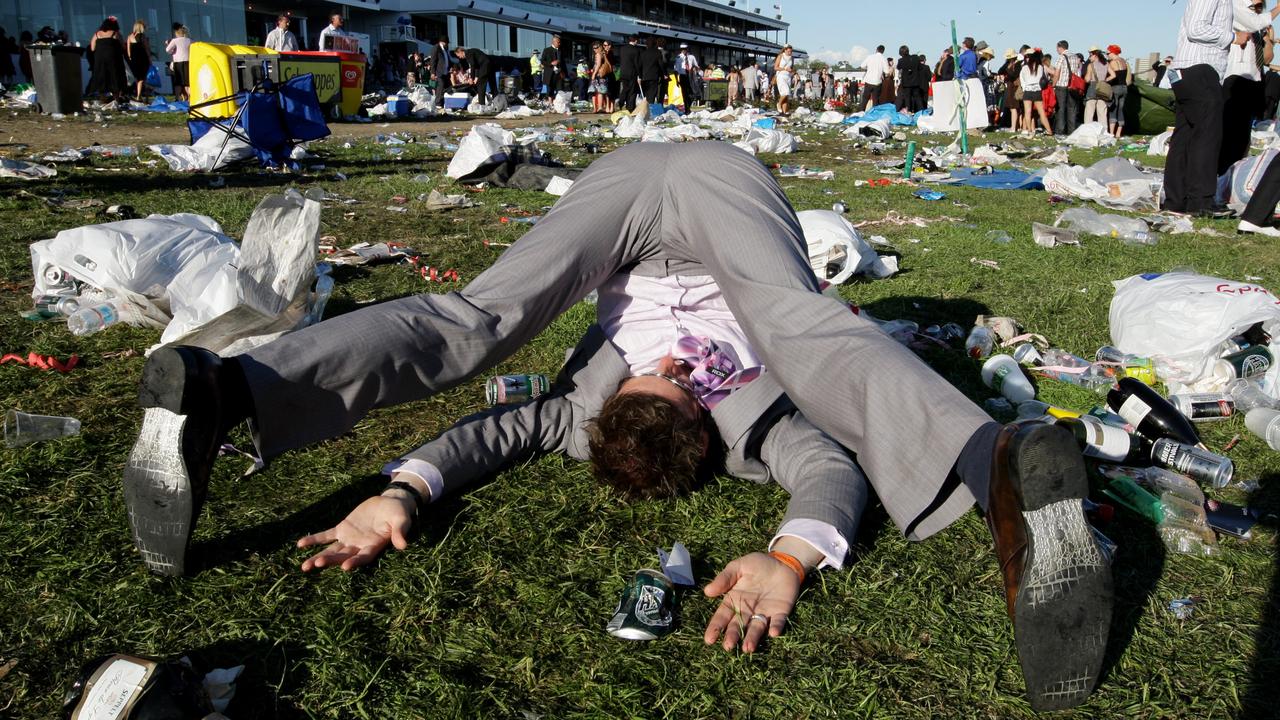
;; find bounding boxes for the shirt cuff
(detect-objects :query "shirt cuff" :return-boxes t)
[770,519,849,571]
[382,458,444,502]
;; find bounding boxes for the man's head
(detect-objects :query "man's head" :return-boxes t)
[552,35,561,47]
[453,46,466,58]
[963,37,974,50]
[1163,55,1173,66]
[586,356,710,500]
[1057,40,1069,53]
[899,44,911,58]
[876,45,885,54]
[275,15,290,30]
[330,12,343,28]
[438,36,448,47]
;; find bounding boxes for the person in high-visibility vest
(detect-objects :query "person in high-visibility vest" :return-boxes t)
[529,50,543,95]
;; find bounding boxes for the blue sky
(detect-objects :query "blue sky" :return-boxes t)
[783,1,1186,66]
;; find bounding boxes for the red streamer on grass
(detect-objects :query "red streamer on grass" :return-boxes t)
[1,352,80,372]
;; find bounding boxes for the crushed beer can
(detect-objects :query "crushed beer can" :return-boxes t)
[486,374,550,405]
[606,569,676,640]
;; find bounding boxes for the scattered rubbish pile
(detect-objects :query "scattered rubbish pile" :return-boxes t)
[27,189,328,354]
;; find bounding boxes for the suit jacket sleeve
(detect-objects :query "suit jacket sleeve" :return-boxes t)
[397,395,576,498]
[755,411,868,546]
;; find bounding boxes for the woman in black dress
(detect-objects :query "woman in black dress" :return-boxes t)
[87,17,126,103]
[125,19,152,102]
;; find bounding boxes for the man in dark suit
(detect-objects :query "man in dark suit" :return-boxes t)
[453,46,491,104]
[618,35,642,111]
[640,36,664,104]
[541,34,564,99]
[428,36,451,94]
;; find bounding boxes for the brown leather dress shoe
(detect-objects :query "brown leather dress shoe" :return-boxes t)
[987,423,1113,711]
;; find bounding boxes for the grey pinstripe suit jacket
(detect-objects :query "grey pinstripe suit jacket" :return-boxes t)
[396,324,868,545]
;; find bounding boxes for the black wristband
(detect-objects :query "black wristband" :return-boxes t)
[386,480,428,514]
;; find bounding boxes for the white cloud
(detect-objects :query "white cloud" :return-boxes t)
[813,45,870,67]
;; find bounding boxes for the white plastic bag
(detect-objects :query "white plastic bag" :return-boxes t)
[733,127,798,155]
[1062,122,1117,148]
[797,210,897,283]
[552,90,573,114]
[1148,129,1172,157]
[148,124,255,172]
[446,123,515,179]
[1109,272,1280,390]
[30,213,239,331]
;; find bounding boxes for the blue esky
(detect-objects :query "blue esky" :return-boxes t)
[783,1,1186,66]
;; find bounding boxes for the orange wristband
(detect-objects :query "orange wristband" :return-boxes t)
[768,550,806,583]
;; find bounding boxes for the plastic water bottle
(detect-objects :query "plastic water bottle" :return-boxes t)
[67,302,120,336]
[1227,379,1278,412]
[1245,408,1280,450]
[981,354,1036,404]
[965,326,995,359]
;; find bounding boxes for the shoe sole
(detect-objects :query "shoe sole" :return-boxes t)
[136,346,195,414]
[122,407,193,576]
[1011,424,1113,712]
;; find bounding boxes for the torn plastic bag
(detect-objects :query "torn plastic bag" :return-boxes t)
[733,127,797,155]
[457,144,578,189]
[817,110,846,124]
[1148,129,1172,157]
[1062,122,1118,148]
[446,123,533,180]
[797,209,898,283]
[615,113,647,138]
[1043,157,1162,209]
[642,123,710,143]
[552,90,574,114]
[165,189,324,354]
[30,212,239,332]
[149,124,255,172]
[0,158,57,179]
[1109,272,1280,391]
[843,118,891,139]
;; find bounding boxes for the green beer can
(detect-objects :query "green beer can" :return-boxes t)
[486,374,551,405]
[606,569,676,640]
[1216,346,1273,380]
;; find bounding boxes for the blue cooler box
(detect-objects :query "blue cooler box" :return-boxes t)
[443,92,469,110]
[386,96,411,117]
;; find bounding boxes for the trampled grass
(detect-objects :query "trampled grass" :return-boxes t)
[0,115,1278,719]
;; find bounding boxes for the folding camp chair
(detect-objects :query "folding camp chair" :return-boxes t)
[188,64,331,168]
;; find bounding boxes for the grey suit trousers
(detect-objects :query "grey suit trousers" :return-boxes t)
[239,142,991,540]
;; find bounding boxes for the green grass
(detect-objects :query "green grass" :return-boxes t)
[1,115,1278,719]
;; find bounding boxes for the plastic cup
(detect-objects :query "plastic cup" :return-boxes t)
[4,409,81,448]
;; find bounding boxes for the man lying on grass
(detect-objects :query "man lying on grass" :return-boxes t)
[125,141,1113,711]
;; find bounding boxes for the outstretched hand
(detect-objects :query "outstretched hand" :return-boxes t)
[297,495,414,572]
[703,552,802,653]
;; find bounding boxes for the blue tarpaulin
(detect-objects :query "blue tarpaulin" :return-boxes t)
[945,168,1046,191]
[843,103,920,127]
[142,97,189,113]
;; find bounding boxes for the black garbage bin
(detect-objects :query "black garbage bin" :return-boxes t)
[29,44,84,115]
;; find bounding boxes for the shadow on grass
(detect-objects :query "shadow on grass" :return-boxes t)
[1098,515,1165,688]
[188,473,471,575]
[1241,471,1280,718]
[188,638,312,719]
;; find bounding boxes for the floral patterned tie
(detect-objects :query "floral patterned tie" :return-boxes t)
[671,335,764,410]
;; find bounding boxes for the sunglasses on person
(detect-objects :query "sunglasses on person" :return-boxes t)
[634,371,696,396]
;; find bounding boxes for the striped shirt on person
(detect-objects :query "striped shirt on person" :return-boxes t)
[1171,0,1236,79]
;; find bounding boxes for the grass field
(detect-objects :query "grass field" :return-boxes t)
[1,111,1278,719]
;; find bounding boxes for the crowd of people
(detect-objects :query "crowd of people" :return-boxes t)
[0,18,194,104]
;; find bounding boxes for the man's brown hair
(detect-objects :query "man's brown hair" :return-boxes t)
[586,392,704,499]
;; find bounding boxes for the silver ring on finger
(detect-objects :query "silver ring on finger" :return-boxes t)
[749,613,768,624]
